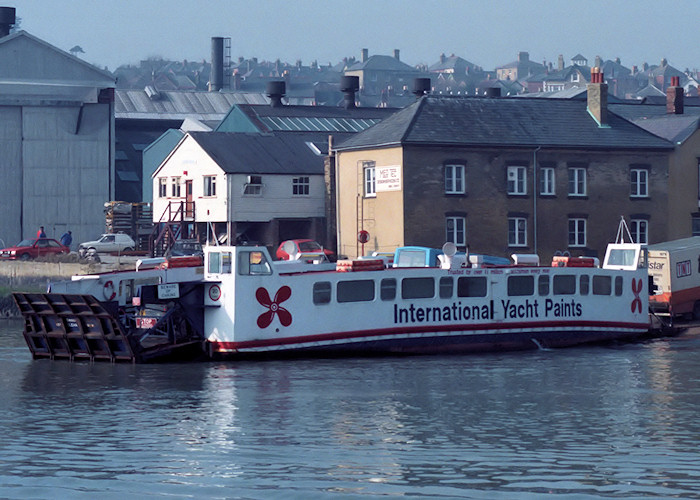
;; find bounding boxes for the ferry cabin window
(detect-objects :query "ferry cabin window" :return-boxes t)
[337,280,375,303]
[580,275,590,295]
[553,275,576,295]
[396,249,428,267]
[606,248,637,267]
[508,275,534,296]
[381,278,396,300]
[208,252,221,274]
[313,282,331,304]
[402,277,435,299]
[457,276,487,297]
[592,275,612,295]
[238,251,270,275]
[439,277,453,298]
[615,276,623,296]
[538,275,549,296]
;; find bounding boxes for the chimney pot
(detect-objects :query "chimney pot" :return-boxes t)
[266,81,286,107]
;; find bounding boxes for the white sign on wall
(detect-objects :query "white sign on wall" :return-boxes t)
[376,165,402,192]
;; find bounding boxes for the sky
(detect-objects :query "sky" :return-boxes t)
[12,0,700,73]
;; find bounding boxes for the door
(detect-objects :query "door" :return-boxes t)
[185,180,194,218]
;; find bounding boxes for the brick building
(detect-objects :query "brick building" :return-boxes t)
[333,78,674,262]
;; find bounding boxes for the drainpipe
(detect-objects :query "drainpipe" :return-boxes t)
[533,146,541,255]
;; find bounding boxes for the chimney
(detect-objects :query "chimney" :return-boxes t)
[266,81,286,107]
[209,37,224,91]
[361,48,369,63]
[440,53,446,64]
[667,76,684,114]
[340,75,359,109]
[557,54,564,71]
[394,49,400,61]
[412,78,431,99]
[518,51,529,63]
[0,6,15,38]
[587,67,608,126]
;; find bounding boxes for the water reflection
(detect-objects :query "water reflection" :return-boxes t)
[3,317,700,498]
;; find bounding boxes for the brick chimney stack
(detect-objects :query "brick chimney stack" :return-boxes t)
[587,67,608,126]
[667,75,684,114]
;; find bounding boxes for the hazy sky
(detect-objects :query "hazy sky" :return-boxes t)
[13,0,700,73]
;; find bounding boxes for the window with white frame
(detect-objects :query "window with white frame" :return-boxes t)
[171,177,181,197]
[446,216,466,246]
[540,167,555,195]
[445,164,465,194]
[158,178,167,198]
[693,216,700,237]
[292,176,310,196]
[244,175,262,195]
[364,162,376,198]
[630,219,648,244]
[507,166,527,195]
[203,175,217,197]
[630,168,649,198]
[568,218,586,247]
[568,167,587,196]
[508,217,527,247]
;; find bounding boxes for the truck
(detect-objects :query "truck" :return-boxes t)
[648,237,700,319]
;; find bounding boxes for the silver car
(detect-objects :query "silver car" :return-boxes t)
[78,233,135,255]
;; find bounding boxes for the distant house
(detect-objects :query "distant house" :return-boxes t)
[333,78,674,261]
[495,51,546,82]
[344,48,425,105]
[0,29,116,246]
[152,132,328,249]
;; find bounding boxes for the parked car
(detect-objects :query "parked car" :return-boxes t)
[78,233,135,256]
[276,239,335,261]
[166,239,203,258]
[0,238,69,260]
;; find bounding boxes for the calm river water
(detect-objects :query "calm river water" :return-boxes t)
[2,319,700,499]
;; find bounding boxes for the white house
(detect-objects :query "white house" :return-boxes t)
[152,131,327,250]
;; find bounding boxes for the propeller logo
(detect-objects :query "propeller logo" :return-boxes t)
[256,286,292,328]
[631,278,643,313]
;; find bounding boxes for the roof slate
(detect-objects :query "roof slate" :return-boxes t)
[187,131,325,175]
[334,95,674,151]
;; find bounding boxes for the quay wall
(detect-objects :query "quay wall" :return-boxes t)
[0,261,116,317]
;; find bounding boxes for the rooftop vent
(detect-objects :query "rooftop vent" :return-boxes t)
[0,6,15,38]
[266,81,286,107]
[413,78,431,98]
[340,75,359,109]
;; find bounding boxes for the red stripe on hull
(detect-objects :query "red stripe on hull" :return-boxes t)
[210,319,649,354]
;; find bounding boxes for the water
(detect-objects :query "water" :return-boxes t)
[2,319,700,499]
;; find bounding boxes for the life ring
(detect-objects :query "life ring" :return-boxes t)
[103,280,116,301]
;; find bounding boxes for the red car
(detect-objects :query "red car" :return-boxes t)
[0,238,69,260]
[276,239,335,261]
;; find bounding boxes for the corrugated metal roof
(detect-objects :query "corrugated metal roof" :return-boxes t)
[114,89,269,120]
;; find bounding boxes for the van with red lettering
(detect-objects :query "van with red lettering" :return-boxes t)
[648,237,700,319]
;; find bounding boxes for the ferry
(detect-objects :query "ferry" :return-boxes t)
[13,241,652,362]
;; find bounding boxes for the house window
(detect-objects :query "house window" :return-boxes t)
[292,176,310,196]
[445,164,465,194]
[244,175,262,196]
[693,216,700,237]
[630,168,649,198]
[158,178,167,198]
[171,177,181,198]
[507,166,527,195]
[568,218,586,247]
[446,216,466,246]
[508,217,527,247]
[568,167,587,196]
[204,175,217,197]
[540,167,555,195]
[364,162,376,197]
[630,219,648,244]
